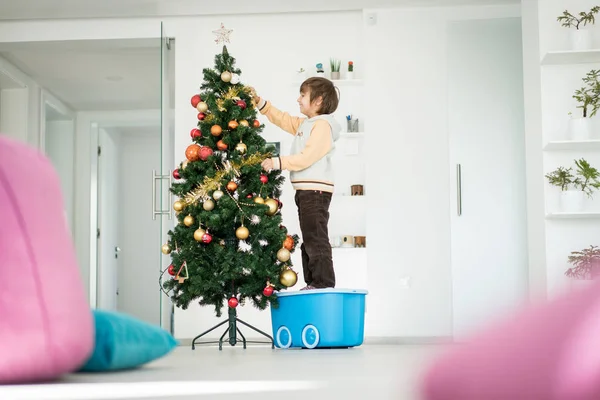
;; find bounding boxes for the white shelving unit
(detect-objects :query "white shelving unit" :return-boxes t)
[540,34,600,296]
[541,49,600,65]
[544,140,600,151]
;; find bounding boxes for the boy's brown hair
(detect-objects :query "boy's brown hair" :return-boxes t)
[300,77,340,115]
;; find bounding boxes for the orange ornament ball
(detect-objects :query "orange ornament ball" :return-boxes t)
[216,140,228,151]
[226,181,238,192]
[211,125,222,136]
[185,144,202,162]
[283,235,295,251]
[253,119,261,128]
[228,120,239,130]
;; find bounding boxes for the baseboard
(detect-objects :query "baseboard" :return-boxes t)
[175,336,454,347]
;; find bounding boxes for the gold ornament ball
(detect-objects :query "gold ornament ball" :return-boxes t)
[279,268,298,287]
[239,120,249,127]
[221,71,232,82]
[203,199,215,211]
[264,198,278,216]
[184,215,195,227]
[161,243,171,255]
[213,190,224,200]
[254,196,265,204]
[235,142,247,154]
[277,247,291,263]
[196,102,208,113]
[193,228,206,242]
[173,200,184,212]
[236,226,250,240]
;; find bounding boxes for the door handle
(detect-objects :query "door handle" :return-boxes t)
[152,170,173,220]
[456,164,462,216]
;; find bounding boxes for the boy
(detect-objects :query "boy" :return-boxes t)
[251,77,341,290]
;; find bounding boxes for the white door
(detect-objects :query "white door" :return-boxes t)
[117,130,162,325]
[97,128,120,311]
[448,17,529,340]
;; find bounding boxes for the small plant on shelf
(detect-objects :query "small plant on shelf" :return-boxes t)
[574,158,600,197]
[557,6,600,29]
[545,166,578,191]
[566,245,600,280]
[347,61,354,79]
[330,58,341,80]
[573,70,600,118]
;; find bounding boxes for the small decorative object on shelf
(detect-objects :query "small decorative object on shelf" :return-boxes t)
[545,158,600,213]
[354,236,366,248]
[351,184,364,196]
[296,67,307,80]
[570,69,600,140]
[566,245,600,280]
[347,61,354,80]
[341,235,354,248]
[346,115,359,132]
[330,58,341,80]
[557,6,600,51]
[316,63,325,76]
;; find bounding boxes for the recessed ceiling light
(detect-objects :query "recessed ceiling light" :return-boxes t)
[106,76,123,81]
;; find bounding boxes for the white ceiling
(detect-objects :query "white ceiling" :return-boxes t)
[0,0,518,20]
[0,39,163,111]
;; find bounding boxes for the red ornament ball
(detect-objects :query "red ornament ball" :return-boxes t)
[191,94,201,108]
[253,119,261,128]
[190,128,201,138]
[236,100,247,110]
[228,297,239,308]
[185,144,201,162]
[197,112,206,121]
[277,199,283,209]
[260,174,268,184]
[168,264,176,276]
[202,233,213,244]
[172,169,181,180]
[263,286,274,297]
[199,146,214,161]
[246,193,253,199]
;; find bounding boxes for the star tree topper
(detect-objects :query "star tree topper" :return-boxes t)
[213,23,233,45]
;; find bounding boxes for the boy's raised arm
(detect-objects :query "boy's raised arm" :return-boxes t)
[256,98,304,136]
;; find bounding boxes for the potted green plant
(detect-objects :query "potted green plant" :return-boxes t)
[347,61,354,80]
[565,245,600,282]
[546,159,600,212]
[570,69,600,140]
[330,58,341,80]
[557,6,600,50]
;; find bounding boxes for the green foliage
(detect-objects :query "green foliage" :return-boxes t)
[162,46,300,317]
[566,245,600,280]
[573,69,600,118]
[545,166,576,191]
[557,6,600,29]
[545,158,600,197]
[330,58,341,73]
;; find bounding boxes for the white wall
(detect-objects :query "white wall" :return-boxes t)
[0,88,28,141]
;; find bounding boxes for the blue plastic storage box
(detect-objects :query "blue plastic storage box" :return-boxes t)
[270,288,368,349]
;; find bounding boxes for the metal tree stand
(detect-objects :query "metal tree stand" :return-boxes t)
[191,308,274,350]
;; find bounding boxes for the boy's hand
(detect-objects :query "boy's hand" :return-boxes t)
[247,86,260,105]
[261,158,273,171]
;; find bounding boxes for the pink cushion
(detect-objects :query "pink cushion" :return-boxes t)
[420,279,600,400]
[0,136,93,383]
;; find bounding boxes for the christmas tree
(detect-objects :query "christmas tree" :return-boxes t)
[161,26,300,326]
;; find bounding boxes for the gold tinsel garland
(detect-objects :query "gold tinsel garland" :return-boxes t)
[182,152,269,206]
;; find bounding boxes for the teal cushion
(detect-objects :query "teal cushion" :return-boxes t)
[79,310,178,372]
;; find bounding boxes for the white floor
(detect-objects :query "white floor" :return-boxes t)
[2,344,449,400]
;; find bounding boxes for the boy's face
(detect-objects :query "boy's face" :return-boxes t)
[297,89,322,118]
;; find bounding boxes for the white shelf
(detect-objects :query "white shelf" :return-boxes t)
[339,132,365,138]
[333,194,366,198]
[541,50,600,65]
[332,247,367,251]
[543,140,600,151]
[546,212,600,220]
[292,79,363,86]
